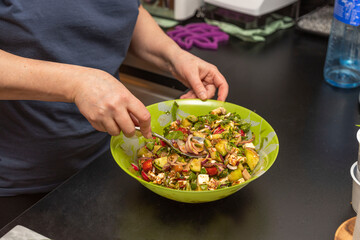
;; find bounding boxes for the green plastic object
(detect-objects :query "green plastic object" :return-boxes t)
[205,14,295,42]
[110,99,279,203]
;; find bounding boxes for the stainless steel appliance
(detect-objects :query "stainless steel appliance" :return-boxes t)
[204,0,299,29]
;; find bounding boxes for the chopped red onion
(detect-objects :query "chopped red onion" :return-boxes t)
[203,162,216,168]
[162,163,171,171]
[215,162,226,168]
[227,164,238,170]
[201,159,209,165]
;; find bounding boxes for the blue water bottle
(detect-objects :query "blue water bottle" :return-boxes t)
[324,0,360,88]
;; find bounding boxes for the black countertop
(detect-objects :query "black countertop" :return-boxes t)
[1,28,360,240]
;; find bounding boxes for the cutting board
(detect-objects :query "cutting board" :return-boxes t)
[334,217,356,240]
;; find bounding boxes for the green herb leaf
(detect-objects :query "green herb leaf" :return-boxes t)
[165,130,184,140]
[193,122,203,130]
[171,101,179,121]
[163,126,170,137]
[240,122,251,133]
[146,142,154,151]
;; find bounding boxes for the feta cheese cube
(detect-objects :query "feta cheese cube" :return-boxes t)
[197,174,209,185]
[243,142,255,149]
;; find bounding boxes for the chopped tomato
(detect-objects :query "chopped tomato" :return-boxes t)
[152,137,166,146]
[206,167,218,176]
[177,127,188,134]
[159,140,167,147]
[240,130,245,136]
[142,159,153,172]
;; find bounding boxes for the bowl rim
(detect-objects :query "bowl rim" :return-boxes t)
[111,99,279,195]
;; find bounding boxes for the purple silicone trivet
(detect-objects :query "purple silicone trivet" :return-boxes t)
[167,23,229,50]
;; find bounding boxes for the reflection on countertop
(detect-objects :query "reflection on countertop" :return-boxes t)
[120,73,184,106]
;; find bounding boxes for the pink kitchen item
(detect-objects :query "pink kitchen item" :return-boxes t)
[167,22,229,50]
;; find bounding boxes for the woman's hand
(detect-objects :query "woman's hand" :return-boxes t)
[129,6,229,102]
[168,50,229,101]
[73,69,152,138]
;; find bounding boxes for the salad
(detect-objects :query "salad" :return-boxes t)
[134,106,260,191]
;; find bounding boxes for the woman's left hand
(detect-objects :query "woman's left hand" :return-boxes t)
[130,6,228,101]
[168,50,229,101]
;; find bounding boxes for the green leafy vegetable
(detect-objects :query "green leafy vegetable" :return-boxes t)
[171,101,179,121]
[146,142,154,150]
[188,171,196,181]
[193,122,204,130]
[165,130,184,140]
[163,126,170,137]
[240,122,251,132]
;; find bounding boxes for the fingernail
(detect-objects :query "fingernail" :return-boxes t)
[199,92,207,100]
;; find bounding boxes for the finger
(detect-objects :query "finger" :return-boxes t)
[129,113,146,138]
[114,112,136,138]
[129,112,139,126]
[180,90,197,99]
[127,99,152,139]
[102,118,122,136]
[214,73,229,101]
[205,84,216,99]
[186,73,208,100]
[180,90,193,99]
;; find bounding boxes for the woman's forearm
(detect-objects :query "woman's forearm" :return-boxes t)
[0,49,96,102]
[0,49,153,138]
[129,5,181,73]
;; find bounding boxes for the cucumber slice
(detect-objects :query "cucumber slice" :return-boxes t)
[245,148,259,171]
[189,158,201,172]
[228,168,243,182]
[154,157,168,170]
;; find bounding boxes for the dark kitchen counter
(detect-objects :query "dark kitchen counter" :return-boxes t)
[1,28,360,240]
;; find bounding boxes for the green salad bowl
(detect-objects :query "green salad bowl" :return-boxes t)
[110,99,279,203]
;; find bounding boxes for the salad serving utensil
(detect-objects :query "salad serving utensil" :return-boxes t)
[135,126,206,158]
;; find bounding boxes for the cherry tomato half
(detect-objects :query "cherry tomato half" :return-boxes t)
[142,159,153,172]
[206,167,218,176]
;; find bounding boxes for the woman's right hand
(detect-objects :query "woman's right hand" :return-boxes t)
[0,50,150,138]
[72,69,152,138]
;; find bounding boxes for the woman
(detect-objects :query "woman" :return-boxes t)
[0,0,228,196]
